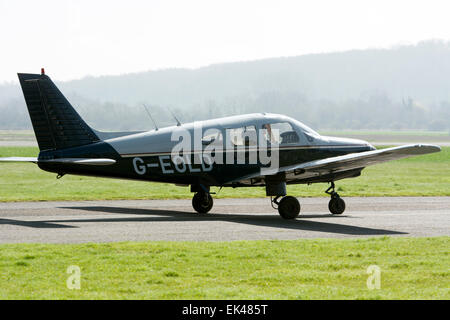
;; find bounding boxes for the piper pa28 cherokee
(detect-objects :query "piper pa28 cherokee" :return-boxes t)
[0,70,441,219]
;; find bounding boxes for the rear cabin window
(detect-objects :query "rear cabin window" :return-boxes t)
[202,130,223,146]
[228,126,257,146]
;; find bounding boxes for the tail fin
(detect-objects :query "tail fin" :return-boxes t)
[17,72,100,151]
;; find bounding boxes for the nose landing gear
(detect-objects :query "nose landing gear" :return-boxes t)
[325,182,346,215]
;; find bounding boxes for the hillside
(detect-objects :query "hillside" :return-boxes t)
[1,40,449,131]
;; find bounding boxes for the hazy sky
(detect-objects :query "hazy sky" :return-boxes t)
[1,0,449,82]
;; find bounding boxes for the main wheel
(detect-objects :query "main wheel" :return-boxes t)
[328,197,345,215]
[192,192,213,214]
[278,196,300,219]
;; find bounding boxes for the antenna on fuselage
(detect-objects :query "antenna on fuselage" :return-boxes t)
[168,108,182,126]
[142,104,159,131]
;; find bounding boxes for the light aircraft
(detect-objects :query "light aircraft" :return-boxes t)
[0,70,441,219]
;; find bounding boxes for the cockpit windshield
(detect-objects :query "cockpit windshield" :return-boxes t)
[290,119,321,137]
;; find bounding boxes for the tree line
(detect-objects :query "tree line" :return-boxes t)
[0,40,449,132]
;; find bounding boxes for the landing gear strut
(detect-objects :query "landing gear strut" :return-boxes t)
[266,178,300,220]
[325,182,346,215]
[272,196,301,219]
[192,191,213,214]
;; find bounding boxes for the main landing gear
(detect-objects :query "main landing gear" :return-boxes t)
[266,177,300,220]
[192,191,214,214]
[325,182,346,215]
[272,196,301,219]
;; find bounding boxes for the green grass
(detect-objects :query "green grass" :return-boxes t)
[0,146,449,201]
[0,237,448,299]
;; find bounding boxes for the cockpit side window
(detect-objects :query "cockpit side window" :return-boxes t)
[261,122,300,145]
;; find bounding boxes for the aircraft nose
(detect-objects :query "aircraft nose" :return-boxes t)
[322,136,375,151]
[356,139,375,151]
[367,143,376,151]
[353,139,375,151]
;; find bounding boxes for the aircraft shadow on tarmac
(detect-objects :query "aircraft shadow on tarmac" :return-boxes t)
[1,206,407,236]
[0,218,77,229]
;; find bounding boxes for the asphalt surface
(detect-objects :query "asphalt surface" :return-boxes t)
[0,197,448,243]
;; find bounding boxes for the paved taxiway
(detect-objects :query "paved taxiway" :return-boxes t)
[0,197,448,243]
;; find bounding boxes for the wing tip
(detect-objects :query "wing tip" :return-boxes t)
[414,144,441,154]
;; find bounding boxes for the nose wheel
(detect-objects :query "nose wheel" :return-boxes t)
[192,191,213,214]
[326,182,346,215]
[272,196,301,219]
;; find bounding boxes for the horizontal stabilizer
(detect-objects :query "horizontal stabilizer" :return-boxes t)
[0,157,38,163]
[39,158,116,166]
[0,157,116,166]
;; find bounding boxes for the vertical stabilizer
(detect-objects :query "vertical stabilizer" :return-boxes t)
[17,72,100,151]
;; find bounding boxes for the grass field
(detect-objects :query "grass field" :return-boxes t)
[318,130,450,137]
[0,237,448,299]
[0,146,448,202]
[318,130,450,144]
[1,147,448,300]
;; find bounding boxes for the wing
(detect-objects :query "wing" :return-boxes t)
[281,144,440,174]
[227,144,441,185]
[0,157,116,166]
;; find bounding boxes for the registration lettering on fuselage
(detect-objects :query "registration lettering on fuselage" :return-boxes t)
[132,156,213,175]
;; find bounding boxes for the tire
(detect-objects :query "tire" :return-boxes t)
[329,197,345,215]
[278,196,300,219]
[192,192,213,214]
